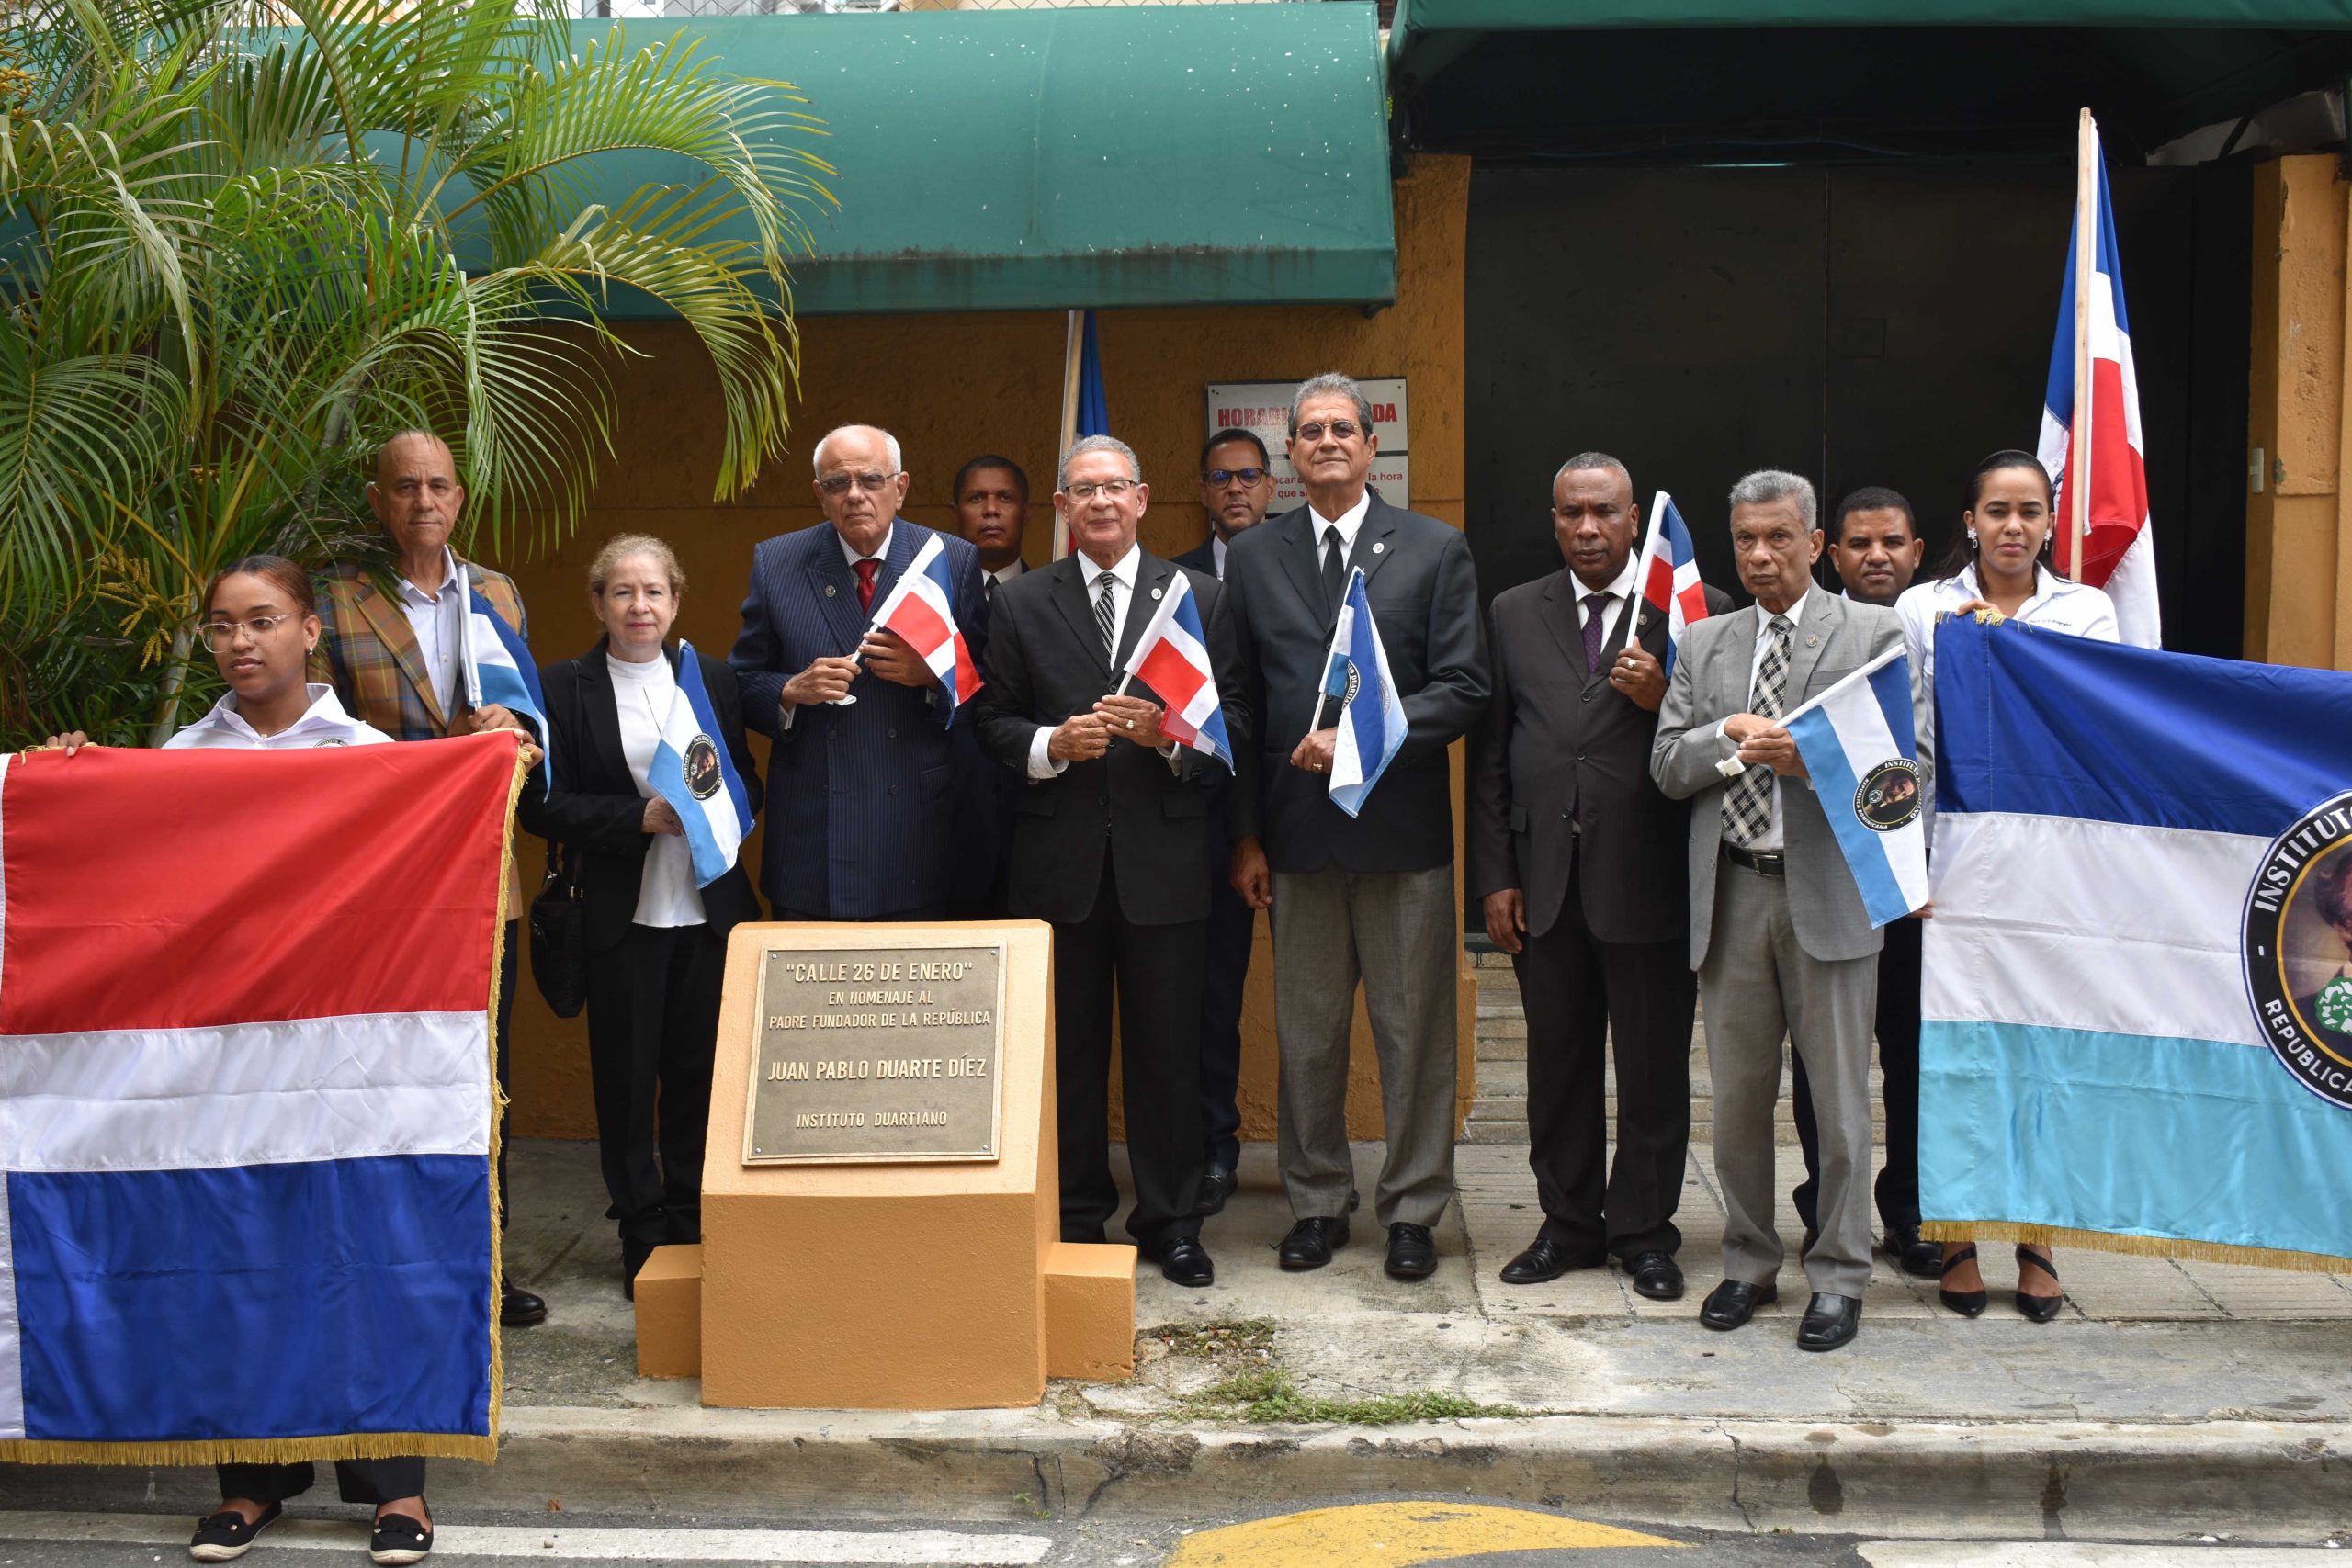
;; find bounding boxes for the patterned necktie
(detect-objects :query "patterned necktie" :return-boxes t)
[1582,592,1611,672]
[1722,614,1793,846]
[1321,525,1346,610]
[853,558,879,614]
[1094,570,1118,663]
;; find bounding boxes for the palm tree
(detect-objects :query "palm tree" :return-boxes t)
[0,0,833,744]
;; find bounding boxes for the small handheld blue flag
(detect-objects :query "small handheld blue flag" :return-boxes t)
[1324,568,1407,818]
[645,642,755,887]
[462,584,550,779]
[1777,645,1928,928]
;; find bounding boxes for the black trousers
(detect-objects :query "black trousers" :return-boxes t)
[1196,860,1256,1172]
[218,1456,424,1507]
[1515,876,1694,1260]
[1792,912,1922,1235]
[583,923,724,1249]
[495,919,516,1236]
[1055,859,1206,1247]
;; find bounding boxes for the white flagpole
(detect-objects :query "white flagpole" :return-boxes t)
[1053,310,1081,561]
[2068,107,2097,581]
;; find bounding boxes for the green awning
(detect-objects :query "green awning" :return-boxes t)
[577,5,1396,317]
[1388,0,2352,159]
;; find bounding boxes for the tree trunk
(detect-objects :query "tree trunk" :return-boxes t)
[144,624,197,747]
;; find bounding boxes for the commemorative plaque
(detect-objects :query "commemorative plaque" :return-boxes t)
[741,943,1006,1163]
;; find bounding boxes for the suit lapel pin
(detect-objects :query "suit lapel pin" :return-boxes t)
[1373,541,1385,554]
[825,583,837,598]
[1151,586,1163,600]
[1806,634,1821,647]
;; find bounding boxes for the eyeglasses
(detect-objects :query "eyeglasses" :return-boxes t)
[817,470,899,496]
[1066,479,1138,502]
[1204,468,1269,487]
[1293,421,1362,443]
[199,614,298,651]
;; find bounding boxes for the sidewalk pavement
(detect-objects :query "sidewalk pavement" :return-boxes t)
[7,1136,2349,1542]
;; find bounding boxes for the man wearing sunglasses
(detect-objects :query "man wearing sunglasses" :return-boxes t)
[1171,430,1278,1217]
[1222,374,1491,1282]
[728,423,989,920]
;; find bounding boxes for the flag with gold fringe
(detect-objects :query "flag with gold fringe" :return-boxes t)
[0,732,521,1463]
[1923,616,2352,1269]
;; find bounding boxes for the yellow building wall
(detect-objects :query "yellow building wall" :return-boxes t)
[493,156,1476,1143]
[2246,155,2352,669]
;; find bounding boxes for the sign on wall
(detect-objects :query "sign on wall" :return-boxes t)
[1205,378,1409,513]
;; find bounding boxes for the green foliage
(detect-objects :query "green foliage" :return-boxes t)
[1176,1367,1532,1427]
[0,0,831,745]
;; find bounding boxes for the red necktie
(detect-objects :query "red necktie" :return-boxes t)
[854,558,879,613]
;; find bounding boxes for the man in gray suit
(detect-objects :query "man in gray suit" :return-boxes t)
[1226,373,1489,1281]
[1650,469,1917,1353]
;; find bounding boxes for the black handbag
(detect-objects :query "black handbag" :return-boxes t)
[528,840,587,1018]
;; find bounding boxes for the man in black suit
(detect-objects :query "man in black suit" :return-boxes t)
[1469,454,1731,1302]
[976,434,1241,1287]
[1226,373,1490,1281]
[950,456,1035,917]
[1173,428,1278,1215]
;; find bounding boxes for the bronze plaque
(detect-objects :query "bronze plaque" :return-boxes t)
[741,943,1005,1164]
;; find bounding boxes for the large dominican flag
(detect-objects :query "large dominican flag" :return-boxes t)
[2038,124,2160,649]
[865,534,980,722]
[1923,617,2352,1269]
[0,734,518,1462]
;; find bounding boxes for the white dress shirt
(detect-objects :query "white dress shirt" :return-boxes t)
[1307,489,1374,569]
[984,558,1025,598]
[1717,587,1812,852]
[1573,555,1643,651]
[607,651,706,928]
[165,685,391,750]
[1210,534,1229,581]
[839,522,894,570]
[1028,545,1144,779]
[1895,562,2120,689]
[394,547,466,717]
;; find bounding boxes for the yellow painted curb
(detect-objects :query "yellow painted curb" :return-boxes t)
[1163,1499,1681,1565]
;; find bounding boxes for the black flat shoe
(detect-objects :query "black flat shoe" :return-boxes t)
[368,1512,434,1565]
[1623,1250,1684,1301]
[501,1280,548,1327]
[190,1502,280,1562]
[1939,1242,1987,1318]
[1277,1214,1349,1270]
[1195,1165,1237,1218]
[2015,1245,2064,1323]
[1150,1235,1215,1288]
[1499,1235,1596,1284]
[1385,1222,1437,1280]
[1797,1292,1862,1352]
[1886,1224,1943,1280]
[1699,1279,1775,1331]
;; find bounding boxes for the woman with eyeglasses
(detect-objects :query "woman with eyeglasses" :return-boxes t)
[44,557,440,1563]
[1894,452,2118,1326]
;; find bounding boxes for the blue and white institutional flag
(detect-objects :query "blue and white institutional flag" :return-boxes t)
[461,583,550,773]
[1322,568,1407,819]
[1923,616,2352,1269]
[647,641,754,887]
[1779,645,1928,928]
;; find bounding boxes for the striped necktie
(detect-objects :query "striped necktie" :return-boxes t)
[1093,570,1118,663]
[1721,615,1793,845]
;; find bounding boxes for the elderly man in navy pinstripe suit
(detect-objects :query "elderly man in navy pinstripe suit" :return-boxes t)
[729,424,989,919]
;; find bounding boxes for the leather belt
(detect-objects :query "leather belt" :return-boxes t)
[1723,844,1786,877]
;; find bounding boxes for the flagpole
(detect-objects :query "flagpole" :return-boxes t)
[2068,107,2097,581]
[1053,310,1082,561]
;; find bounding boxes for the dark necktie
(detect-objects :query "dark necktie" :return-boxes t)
[854,558,879,614]
[1582,592,1611,672]
[1094,570,1118,663]
[983,574,996,604]
[1723,615,1794,845]
[1321,524,1346,611]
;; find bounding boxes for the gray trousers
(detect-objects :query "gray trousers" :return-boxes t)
[1697,860,1879,1298]
[1271,864,1458,1228]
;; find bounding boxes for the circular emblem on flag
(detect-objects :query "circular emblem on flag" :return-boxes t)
[1340,660,1363,707]
[1853,759,1922,833]
[683,734,723,802]
[2242,793,2352,1111]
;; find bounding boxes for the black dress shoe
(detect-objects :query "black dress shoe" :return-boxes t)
[1278,1214,1349,1270]
[1939,1242,1987,1317]
[620,1235,657,1301]
[1699,1278,1776,1331]
[190,1501,281,1562]
[1887,1224,1943,1280]
[1150,1235,1215,1288]
[1195,1165,1237,1218]
[1385,1222,1437,1280]
[1622,1250,1684,1301]
[2014,1245,2064,1323]
[501,1280,548,1327]
[1797,1292,1862,1351]
[1499,1236,1596,1284]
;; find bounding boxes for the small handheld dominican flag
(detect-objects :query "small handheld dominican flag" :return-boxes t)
[461,583,550,777]
[865,535,980,722]
[1118,572,1231,768]
[1778,645,1928,928]
[1629,491,1713,676]
[646,642,755,888]
[1321,568,1408,819]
